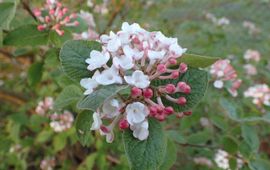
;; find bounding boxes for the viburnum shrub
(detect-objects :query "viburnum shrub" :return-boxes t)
[59,22,217,169]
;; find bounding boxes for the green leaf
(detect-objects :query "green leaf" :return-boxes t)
[53,132,67,152]
[77,153,98,170]
[4,24,49,46]
[222,136,238,154]
[249,158,270,170]
[122,118,167,170]
[77,85,129,111]
[54,85,82,109]
[44,48,59,68]
[187,130,211,145]
[152,68,208,112]
[241,124,259,152]
[166,130,187,144]
[177,53,219,68]
[0,2,17,30]
[36,129,53,143]
[27,62,43,87]
[59,40,101,81]
[49,29,72,48]
[75,111,94,146]
[160,139,177,170]
[220,98,240,121]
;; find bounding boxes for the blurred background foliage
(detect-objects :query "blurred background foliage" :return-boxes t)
[0,0,270,169]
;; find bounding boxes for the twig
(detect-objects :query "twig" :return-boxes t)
[0,49,14,59]
[21,0,37,21]
[106,155,120,164]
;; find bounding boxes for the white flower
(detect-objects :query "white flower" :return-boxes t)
[95,66,123,85]
[130,120,149,140]
[86,50,110,71]
[102,98,122,118]
[124,70,150,88]
[126,102,149,125]
[213,80,224,89]
[121,22,145,35]
[107,32,121,52]
[169,43,187,56]
[80,70,100,95]
[91,112,102,130]
[113,55,134,70]
[155,31,177,47]
[123,45,144,60]
[148,50,166,61]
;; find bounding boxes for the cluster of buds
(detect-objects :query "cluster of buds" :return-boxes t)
[35,97,54,116]
[33,0,79,36]
[50,111,74,132]
[210,59,242,97]
[205,13,230,26]
[244,49,261,62]
[243,21,261,35]
[214,149,244,170]
[244,84,270,108]
[40,157,56,170]
[80,22,192,141]
[35,97,74,132]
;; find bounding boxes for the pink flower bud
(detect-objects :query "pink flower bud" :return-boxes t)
[33,9,41,17]
[70,13,77,19]
[37,25,45,31]
[143,88,153,99]
[100,125,110,133]
[57,2,62,7]
[176,112,184,118]
[155,114,166,121]
[56,29,64,36]
[165,84,176,94]
[149,106,157,116]
[183,111,192,116]
[177,82,191,94]
[179,63,188,73]
[62,8,68,14]
[45,16,51,23]
[131,87,142,97]
[49,9,55,15]
[177,97,187,105]
[132,37,140,44]
[64,16,70,22]
[164,106,174,115]
[156,105,163,114]
[157,64,167,73]
[119,119,129,129]
[74,21,80,26]
[168,58,177,65]
[58,11,64,18]
[171,71,179,79]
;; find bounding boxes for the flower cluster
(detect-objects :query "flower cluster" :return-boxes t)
[205,13,230,26]
[50,110,74,132]
[214,149,243,170]
[40,157,56,170]
[33,0,79,36]
[35,97,74,132]
[244,84,270,108]
[210,59,242,97]
[80,22,191,141]
[244,49,261,62]
[243,21,260,35]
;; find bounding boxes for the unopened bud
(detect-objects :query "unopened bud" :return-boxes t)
[143,88,153,99]
[131,87,142,97]
[177,97,187,105]
[165,84,176,94]
[157,64,167,73]
[179,63,188,73]
[119,119,129,129]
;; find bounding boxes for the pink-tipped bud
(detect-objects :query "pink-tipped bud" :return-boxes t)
[179,63,188,73]
[49,9,55,15]
[56,29,64,36]
[171,71,179,79]
[168,58,177,65]
[70,13,77,19]
[64,16,70,22]
[100,125,110,133]
[58,11,64,18]
[177,97,187,105]
[165,84,176,94]
[33,9,41,17]
[156,105,164,114]
[157,64,167,73]
[62,8,68,14]
[74,21,80,26]
[149,106,157,116]
[143,88,153,99]
[119,119,129,129]
[183,111,192,116]
[57,2,62,7]
[177,82,191,94]
[155,114,166,121]
[45,16,51,23]
[164,106,174,115]
[131,87,142,97]
[37,25,45,31]
[176,112,184,118]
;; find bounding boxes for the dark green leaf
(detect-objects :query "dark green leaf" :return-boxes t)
[160,139,177,170]
[75,111,94,146]
[54,85,82,109]
[241,124,259,152]
[249,159,270,170]
[4,24,49,46]
[27,62,43,87]
[77,85,128,111]
[49,29,72,48]
[59,40,101,81]
[178,53,219,68]
[222,136,238,154]
[123,118,167,170]
[0,2,17,30]
[167,130,187,144]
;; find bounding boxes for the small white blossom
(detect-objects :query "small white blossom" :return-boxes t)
[130,120,149,140]
[91,112,102,130]
[124,70,150,88]
[86,50,110,71]
[102,98,122,118]
[95,66,122,85]
[126,102,149,125]
[80,70,100,95]
[113,55,134,70]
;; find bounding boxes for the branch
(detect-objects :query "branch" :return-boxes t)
[21,0,37,21]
